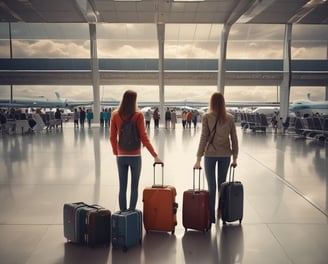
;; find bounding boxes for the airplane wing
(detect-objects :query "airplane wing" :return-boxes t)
[0,93,93,109]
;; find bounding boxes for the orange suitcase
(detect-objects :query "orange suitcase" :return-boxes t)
[143,162,178,234]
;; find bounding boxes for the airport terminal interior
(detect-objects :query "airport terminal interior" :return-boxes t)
[0,119,327,264]
[1,0,328,263]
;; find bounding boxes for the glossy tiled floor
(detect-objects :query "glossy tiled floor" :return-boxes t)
[0,122,327,264]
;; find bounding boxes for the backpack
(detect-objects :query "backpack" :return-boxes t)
[118,113,140,151]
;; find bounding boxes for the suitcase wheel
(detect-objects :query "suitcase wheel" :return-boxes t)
[171,227,175,235]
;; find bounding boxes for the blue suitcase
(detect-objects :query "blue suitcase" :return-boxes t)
[75,205,95,244]
[111,209,143,252]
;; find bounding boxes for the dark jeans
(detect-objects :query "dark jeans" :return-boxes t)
[154,119,159,128]
[116,156,142,211]
[204,156,231,223]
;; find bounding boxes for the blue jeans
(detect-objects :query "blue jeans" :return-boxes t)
[204,156,231,223]
[116,156,142,211]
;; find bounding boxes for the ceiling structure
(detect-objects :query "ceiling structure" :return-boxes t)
[0,0,327,25]
[0,0,327,87]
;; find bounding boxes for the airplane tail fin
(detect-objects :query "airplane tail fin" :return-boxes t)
[55,92,61,101]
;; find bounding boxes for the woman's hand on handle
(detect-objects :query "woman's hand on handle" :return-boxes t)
[193,160,201,170]
[154,156,162,164]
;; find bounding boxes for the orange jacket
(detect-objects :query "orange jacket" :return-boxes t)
[110,111,158,157]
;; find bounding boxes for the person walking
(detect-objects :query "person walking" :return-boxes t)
[187,110,192,128]
[170,109,177,129]
[144,109,152,129]
[79,107,86,128]
[182,110,187,129]
[165,107,171,129]
[86,109,94,128]
[193,92,239,226]
[110,90,162,211]
[153,108,160,129]
[73,108,79,128]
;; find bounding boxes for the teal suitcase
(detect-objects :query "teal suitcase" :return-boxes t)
[111,209,142,252]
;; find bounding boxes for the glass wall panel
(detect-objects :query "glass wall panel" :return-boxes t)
[10,23,90,58]
[225,86,280,103]
[0,23,10,58]
[165,24,222,58]
[97,24,158,58]
[9,85,93,102]
[228,24,284,59]
[290,86,325,101]
[292,25,328,59]
[0,86,11,99]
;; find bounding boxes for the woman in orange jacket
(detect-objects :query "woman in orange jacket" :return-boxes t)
[110,90,162,211]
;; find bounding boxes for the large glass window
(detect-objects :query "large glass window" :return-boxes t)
[228,24,284,59]
[0,23,10,58]
[10,23,90,58]
[165,24,222,58]
[97,24,158,58]
[290,86,325,101]
[9,85,93,101]
[292,25,328,59]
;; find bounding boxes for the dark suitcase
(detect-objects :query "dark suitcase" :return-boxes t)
[75,205,95,244]
[111,209,143,252]
[183,168,210,232]
[86,205,111,246]
[219,166,243,225]
[143,162,178,234]
[63,202,87,243]
[64,202,111,246]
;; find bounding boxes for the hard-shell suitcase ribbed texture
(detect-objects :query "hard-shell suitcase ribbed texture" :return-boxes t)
[63,203,111,246]
[63,202,87,243]
[111,209,142,252]
[143,162,178,234]
[183,168,210,232]
[219,166,243,225]
[86,205,111,246]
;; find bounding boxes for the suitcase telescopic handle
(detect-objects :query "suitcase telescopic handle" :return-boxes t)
[153,162,164,186]
[193,168,203,191]
[228,165,235,182]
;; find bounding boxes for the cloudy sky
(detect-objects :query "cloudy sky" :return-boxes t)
[0,23,327,103]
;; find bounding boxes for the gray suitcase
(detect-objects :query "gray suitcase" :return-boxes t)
[219,166,243,225]
[63,202,87,243]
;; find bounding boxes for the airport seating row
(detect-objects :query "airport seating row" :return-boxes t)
[240,112,268,132]
[0,113,62,136]
[293,116,328,141]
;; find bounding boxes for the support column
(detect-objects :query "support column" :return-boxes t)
[279,24,292,122]
[157,23,165,125]
[9,22,13,104]
[326,41,328,100]
[218,24,231,95]
[89,24,100,125]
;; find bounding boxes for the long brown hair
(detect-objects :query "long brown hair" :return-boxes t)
[209,92,227,124]
[118,90,138,116]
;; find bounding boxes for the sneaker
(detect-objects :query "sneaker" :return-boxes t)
[217,208,221,219]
